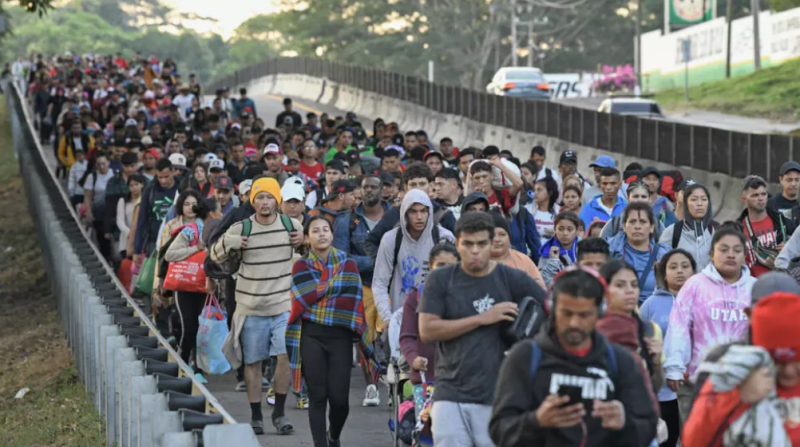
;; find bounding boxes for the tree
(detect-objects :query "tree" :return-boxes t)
[0,0,53,16]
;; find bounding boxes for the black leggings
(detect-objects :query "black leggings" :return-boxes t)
[660,399,680,447]
[175,291,206,365]
[93,221,112,261]
[301,323,353,447]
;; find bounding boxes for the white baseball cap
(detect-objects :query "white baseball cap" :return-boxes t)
[209,158,225,172]
[202,153,218,164]
[168,153,187,168]
[239,179,253,196]
[281,176,306,202]
[263,143,281,156]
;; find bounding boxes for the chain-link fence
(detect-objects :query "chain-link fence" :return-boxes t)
[212,57,799,183]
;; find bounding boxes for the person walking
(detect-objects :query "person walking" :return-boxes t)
[659,183,716,271]
[738,175,795,277]
[640,249,697,447]
[490,212,546,289]
[538,212,581,286]
[490,267,659,447]
[286,216,377,447]
[212,178,304,435]
[664,225,756,425]
[419,212,546,447]
[608,202,670,303]
[164,190,211,366]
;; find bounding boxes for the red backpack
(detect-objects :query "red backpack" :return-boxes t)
[623,169,684,202]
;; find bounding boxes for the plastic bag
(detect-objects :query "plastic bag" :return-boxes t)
[196,294,230,375]
[133,252,157,296]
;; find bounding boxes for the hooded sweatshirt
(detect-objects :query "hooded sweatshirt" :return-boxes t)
[372,190,454,322]
[490,325,659,447]
[461,191,490,216]
[640,288,678,401]
[658,184,715,271]
[609,233,670,302]
[664,262,756,383]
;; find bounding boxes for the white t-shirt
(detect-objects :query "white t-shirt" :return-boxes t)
[83,170,115,193]
[172,93,196,120]
[530,204,559,245]
[73,137,83,151]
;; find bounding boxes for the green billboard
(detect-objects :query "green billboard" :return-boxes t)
[668,0,716,27]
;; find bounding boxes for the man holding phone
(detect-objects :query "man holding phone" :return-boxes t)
[490,267,658,447]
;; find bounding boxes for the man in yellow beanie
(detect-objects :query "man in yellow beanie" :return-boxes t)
[211,175,303,435]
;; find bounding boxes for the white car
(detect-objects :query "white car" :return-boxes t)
[597,97,665,119]
[486,67,550,101]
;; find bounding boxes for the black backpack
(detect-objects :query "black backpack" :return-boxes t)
[204,214,294,279]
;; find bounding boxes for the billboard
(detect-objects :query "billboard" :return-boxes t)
[668,0,716,28]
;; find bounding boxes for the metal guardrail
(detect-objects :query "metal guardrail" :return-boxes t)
[211,57,800,183]
[3,82,259,447]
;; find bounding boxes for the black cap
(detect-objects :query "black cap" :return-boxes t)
[326,179,355,202]
[355,128,367,141]
[781,161,800,176]
[379,172,395,186]
[640,166,661,179]
[213,175,233,191]
[392,133,404,146]
[121,152,139,166]
[384,148,401,158]
[559,150,577,165]
[346,150,360,166]
[325,159,347,174]
[424,151,443,162]
[677,178,697,192]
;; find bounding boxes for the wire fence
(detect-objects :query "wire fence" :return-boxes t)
[212,57,799,183]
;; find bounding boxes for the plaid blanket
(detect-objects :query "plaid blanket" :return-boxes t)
[286,247,378,393]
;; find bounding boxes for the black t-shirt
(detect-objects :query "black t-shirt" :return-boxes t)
[275,111,303,128]
[768,193,800,227]
[418,262,545,405]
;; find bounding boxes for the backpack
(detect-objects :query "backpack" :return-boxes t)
[529,339,619,384]
[624,169,685,203]
[204,214,294,279]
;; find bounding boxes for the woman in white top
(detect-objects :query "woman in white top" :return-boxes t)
[525,176,560,246]
[116,174,146,257]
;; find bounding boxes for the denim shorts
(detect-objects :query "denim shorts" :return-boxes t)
[241,312,289,364]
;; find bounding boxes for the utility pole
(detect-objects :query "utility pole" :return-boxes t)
[527,21,534,67]
[752,0,761,70]
[726,0,733,77]
[511,0,518,67]
[635,0,642,90]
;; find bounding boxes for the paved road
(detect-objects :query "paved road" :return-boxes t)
[555,96,800,134]
[205,94,390,446]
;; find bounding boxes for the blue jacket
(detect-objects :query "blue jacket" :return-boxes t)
[233,97,257,119]
[333,202,392,287]
[508,207,542,264]
[640,288,678,402]
[608,233,670,303]
[578,195,627,229]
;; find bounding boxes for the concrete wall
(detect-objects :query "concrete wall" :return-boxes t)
[247,73,761,222]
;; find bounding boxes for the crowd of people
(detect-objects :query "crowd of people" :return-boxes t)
[15,51,800,447]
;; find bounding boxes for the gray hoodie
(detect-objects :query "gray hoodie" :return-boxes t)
[372,189,454,322]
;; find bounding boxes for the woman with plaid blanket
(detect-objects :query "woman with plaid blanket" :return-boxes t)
[286,215,378,447]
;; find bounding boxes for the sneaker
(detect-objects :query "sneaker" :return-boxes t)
[251,420,264,435]
[362,384,379,407]
[266,386,276,406]
[296,396,309,409]
[235,381,247,392]
[262,376,270,391]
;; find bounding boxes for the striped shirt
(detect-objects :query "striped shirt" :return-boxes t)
[211,214,301,317]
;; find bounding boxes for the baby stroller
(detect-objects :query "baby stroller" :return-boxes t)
[383,308,414,446]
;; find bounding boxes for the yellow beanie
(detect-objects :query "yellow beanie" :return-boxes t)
[250,178,282,205]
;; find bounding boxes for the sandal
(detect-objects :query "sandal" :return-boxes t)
[272,414,294,435]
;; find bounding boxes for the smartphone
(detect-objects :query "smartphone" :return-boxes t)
[557,385,583,407]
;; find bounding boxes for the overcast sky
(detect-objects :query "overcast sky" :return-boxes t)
[166,0,278,38]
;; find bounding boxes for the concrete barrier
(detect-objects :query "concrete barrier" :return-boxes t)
[3,83,259,447]
[247,73,764,222]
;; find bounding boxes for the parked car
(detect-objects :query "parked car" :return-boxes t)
[486,67,550,101]
[597,97,666,119]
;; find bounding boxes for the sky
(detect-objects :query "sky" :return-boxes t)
[166,0,279,38]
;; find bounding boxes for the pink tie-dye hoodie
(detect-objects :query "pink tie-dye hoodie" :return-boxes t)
[664,263,756,382]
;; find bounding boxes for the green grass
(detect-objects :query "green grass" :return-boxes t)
[654,58,800,123]
[0,97,105,446]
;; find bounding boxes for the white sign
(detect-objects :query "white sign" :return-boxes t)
[544,73,597,98]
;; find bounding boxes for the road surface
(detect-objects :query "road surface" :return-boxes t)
[555,96,800,134]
